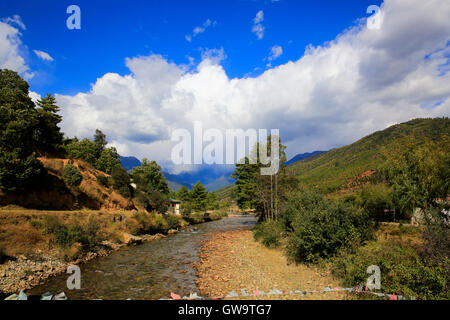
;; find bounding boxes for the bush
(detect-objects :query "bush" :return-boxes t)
[331,241,449,300]
[63,164,82,186]
[152,214,168,233]
[181,202,193,217]
[357,184,395,222]
[422,207,450,280]
[283,191,373,263]
[253,220,283,247]
[165,214,181,230]
[42,215,99,250]
[131,211,154,234]
[54,223,70,248]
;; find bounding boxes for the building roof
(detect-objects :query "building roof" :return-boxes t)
[166,199,182,203]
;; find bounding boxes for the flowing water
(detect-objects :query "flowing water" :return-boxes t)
[29,216,257,300]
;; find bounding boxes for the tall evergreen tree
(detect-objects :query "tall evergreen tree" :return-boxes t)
[35,93,63,154]
[93,129,107,158]
[190,181,208,211]
[0,69,42,191]
[177,186,191,201]
[231,157,258,209]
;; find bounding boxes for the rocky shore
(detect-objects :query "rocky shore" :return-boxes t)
[195,230,350,300]
[0,231,173,295]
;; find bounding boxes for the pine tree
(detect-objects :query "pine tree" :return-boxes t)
[231,157,258,209]
[93,129,107,158]
[35,93,63,155]
[177,186,191,201]
[0,69,42,191]
[190,181,208,211]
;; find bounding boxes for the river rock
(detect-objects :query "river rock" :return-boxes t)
[122,233,143,245]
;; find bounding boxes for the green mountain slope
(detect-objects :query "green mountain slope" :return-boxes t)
[287,118,449,193]
[215,117,449,199]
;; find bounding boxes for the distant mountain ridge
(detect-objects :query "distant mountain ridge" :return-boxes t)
[120,156,234,192]
[285,151,327,166]
[163,168,234,192]
[120,156,141,172]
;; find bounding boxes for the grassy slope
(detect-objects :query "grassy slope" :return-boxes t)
[287,118,449,193]
[0,158,134,210]
[215,118,449,198]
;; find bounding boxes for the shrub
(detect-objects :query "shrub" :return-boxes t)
[42,215,62,235]
[125,217,141,235]
[54,223,70,248]
[63,164,82,186]
[253,220,283,247]
[331,241,449,300]
[132,211,153,234]
[152,214,168,233]
[165,214,181,230]
[421,206,450,281]
[357,184,394,222]
[283,191,373,263]
[181,202,193,217]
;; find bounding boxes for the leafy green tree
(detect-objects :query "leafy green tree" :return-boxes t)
[62,164,83,186]
[148,191,168,214]
[206,192,219,210]
[190,181,208,211]
[0,69,42,191]
[35,93,63,154]
[95,147,121,174]
[131,158,169,195]
[384,138,449,217]
[357,184,394,221]
[177,186,191,201]
[93,129,107,158]
[111,167,132,198]
[65,137,98,165]
[65,130,122,175]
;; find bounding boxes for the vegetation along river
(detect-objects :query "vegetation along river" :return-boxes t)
[29,216,257,300]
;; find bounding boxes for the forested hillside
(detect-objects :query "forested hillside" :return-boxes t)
[287,118,450,194]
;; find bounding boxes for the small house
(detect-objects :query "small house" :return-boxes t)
[166,199,182,215]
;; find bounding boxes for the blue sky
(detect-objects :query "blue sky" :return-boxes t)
[2,0,381,96]
[1,0,448,173]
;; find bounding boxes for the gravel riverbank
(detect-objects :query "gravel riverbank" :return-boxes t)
[0,233,167,295]
[195,230,350,300]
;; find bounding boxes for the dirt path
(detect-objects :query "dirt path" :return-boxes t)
[195,230,349,300]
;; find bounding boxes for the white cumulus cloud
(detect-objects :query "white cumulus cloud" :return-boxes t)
[33,50,54,62]
[0,16,33,79]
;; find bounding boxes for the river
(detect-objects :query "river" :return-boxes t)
[28,215,257,300]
